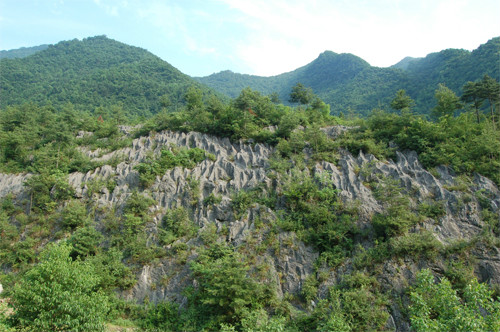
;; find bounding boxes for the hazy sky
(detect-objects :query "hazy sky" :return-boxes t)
[1,0,499,76]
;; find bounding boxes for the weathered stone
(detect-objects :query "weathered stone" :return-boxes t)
[1,126,499,332]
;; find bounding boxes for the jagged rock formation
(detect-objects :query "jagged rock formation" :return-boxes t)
[1,127,498,331]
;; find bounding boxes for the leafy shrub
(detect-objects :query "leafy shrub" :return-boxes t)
[141,301,180,331]
[0,210,19,245]
[89,248,136,290]
[68,226,104,259]
[60,199,91,229]
[135,147,209,187]
[5,236,37,267]
[296,274,388,332]
[159,207,197,245]
[187,243,274,330]
[389,231,442,259]
[417,201,446,219]
[199,223,218,245]
[372,212,418,239]
[85,176,117,197]
[123,191,155,219]
[301,275,319,305]
[444,260,476,292]
[203,193,222,206]
[9,243,109,331]
[239,308,286,332]
[337,272,389,331]
[281,170,357,267]
[372,176,419,239]
[410,268,500,332]
[231,190,257,219]
[24,170,75,212]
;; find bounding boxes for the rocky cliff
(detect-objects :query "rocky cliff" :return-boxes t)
[1,127,498,331]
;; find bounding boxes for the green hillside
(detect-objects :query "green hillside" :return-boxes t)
[0,44,49,59]
[196,37,500,116]
[0,35,499,332]
[2,36,497,118]
[0,36,214,118]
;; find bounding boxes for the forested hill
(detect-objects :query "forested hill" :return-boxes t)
[196,37,500,115]
[0,36,213,118]
[0,44,49,59]
[2,36,497,118]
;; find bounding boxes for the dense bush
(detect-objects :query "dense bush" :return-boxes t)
[135,147,210,187]
[280,170,358,267]
[186,243,276,330]
[159,207,197,245]
[1,74,498,332]
[337,109,500,186]
[410,269,500,332]
[24,170,75,212]
[8,243,109,331]
[68,226,104,259]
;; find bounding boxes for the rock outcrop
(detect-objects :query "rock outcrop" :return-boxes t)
[1,127,498,331]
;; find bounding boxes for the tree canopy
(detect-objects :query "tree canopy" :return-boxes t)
[9,243,110,331]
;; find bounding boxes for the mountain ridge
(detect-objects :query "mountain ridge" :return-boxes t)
[1,36,499,117]
[196,37,500,115]
[0,44,49,59]
[0,36,217,118]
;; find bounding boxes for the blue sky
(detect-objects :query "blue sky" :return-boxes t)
[1,0,499,76]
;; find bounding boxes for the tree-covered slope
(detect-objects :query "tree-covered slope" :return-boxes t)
[196,37,500,115]
[3,36,497,118]
[1,94,499,331]
[195,51,378,110]
[0,44,49,59]
[0,36,214,118]
[404,37,500,111]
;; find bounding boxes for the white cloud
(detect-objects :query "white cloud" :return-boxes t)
[135,2,219,57]
[215,0,500,75]
[90,0,500,76]
[93,0,128,16]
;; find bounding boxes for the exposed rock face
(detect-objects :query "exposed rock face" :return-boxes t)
[1,128,498,331]
[0,173,30,201]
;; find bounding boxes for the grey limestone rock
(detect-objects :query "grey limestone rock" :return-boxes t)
[1,126,499,332]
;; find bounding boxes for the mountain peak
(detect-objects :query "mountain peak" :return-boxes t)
[0,35,210,116]
[391,56,423,70]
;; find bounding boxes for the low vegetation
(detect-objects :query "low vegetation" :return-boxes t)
[0,73,499,331]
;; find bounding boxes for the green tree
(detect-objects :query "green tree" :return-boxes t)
[462,81,484,123]
[24,170,74,212]
[60,199,91,229]
[432,84,462,120]
[409,269,500,332]
[185,85,203,112]
[289,83,314,105]
[390,89,415,113]
[478,74,500,125]
[391,89,415,112]
[159,93,172,109]
[9,243,109,331]
[269,92,280,104]
[188,243,270,329]
[68,226,104,259]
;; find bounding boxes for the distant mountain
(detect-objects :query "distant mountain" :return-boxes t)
[0,36,213,118]
[196,37,500,115]
[0,44,49,59]
[2,36,498,117]
[195,51,372,99]
[391,56,423,70]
